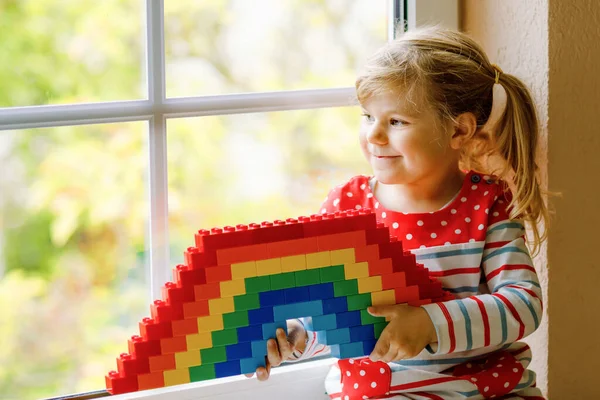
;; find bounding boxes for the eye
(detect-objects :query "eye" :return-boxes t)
[390,119,406,127]
[361,113,375,122]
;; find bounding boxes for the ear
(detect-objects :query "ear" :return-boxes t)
[449,112,479,150]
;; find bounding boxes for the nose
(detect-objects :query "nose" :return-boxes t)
[366,121,388,145]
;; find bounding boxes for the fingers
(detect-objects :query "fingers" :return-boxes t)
[255,360,271,382]
[276,328,295,360]
[369,338,389,361]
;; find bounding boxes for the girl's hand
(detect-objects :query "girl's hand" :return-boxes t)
[244,319,307,381]
[367,304,438,363]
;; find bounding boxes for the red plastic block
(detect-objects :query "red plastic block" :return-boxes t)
[195,282,221,300]
[139,317,173,341]
[381,272,407,290]
[406,267,430,286]
[395,285,420,303]
[149,353,176,373]
[365,223,391,245]
[251,220,304,244]
[195,225,254,251]
[174,264,207,287]
[117,353,150,377]
[318,230,367,251]
[266,237,319,258]
[182,300,210,319]
[408,299,432,307]
[205,265,233,284]
[160,336,187,354]
[172,318,200,336]
[216,243,268,265]
[106,370,138,395]
[355,244,380,263]
[377,238,404,259]
[185,247,217,269]
[418,281,444,299]
[138,371,165,391]
[368,258,394,276]
[391,254,417,272]
[163,281,196,304]
[151,300,184,322]
[128,335,161,359]
[340,209,377,231]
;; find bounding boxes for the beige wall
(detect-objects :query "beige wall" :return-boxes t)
[462,0,600,398]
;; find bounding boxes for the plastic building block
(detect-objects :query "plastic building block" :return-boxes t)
[105,210,456,395]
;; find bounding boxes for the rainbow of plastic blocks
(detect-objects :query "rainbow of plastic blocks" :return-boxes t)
[105,209,454,395]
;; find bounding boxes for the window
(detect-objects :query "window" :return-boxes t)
[0,1,456,399]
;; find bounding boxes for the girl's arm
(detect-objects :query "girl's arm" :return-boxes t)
[421,193,543,355]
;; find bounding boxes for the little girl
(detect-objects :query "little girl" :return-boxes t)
[252,27,548,400]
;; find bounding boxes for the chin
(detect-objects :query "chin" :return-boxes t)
[372,171,407,185]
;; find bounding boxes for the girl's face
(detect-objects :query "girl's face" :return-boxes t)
[359,90,460,185]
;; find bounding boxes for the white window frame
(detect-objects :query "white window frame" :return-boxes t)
[0,1,456,398]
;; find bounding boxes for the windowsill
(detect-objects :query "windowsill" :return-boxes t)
[110,358,336,400]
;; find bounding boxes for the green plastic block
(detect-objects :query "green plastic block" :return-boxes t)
[347,293,372,311]
[200,346,227,364]
[374,322,387,339]
[223,310,249,329]
[211,329,238,347]
[270,272,296,290]
[234,293,261,311]
[333,279,359,297]
[320,265,345,283]
[294,269,321,287]
[245,276,271,294]
[360,309,385,325]
[189,364,216,381]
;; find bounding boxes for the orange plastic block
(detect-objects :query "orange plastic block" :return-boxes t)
[161,336,187,354]
[395,285,420,303]
[205,265,232,284]
[149,353,176,373]
[137,371,165,391]
[381,272,407,290]
[318,231,366,251]
[182,300,210,319]
[172,318,200,336]
[266,237,319,258]
[216,244,268,265]
[354,244,380,263]
[368,258,394,276]
[195,282,221,301]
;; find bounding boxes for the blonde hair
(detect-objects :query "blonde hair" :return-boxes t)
[356,26,549,255]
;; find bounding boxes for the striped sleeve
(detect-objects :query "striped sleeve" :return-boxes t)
[284,320,331,362]
[421,193,543,355]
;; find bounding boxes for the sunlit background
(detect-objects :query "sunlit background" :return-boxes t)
[0,0,386,398]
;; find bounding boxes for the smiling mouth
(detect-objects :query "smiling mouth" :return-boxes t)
[373,155,400,159]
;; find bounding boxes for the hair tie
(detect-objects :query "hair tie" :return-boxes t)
[491,63,503,84]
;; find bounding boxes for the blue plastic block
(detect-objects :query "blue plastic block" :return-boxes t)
[309,283,334,301]
[273,300,323,321]
[251,340,268,358]
[350,325,376,342]
[259,290,286,307]
[316,328,351,345]
[284,286,311,304]
[322,297,348,314]
[215,360,241,378]
[237,324,264,342]
[362,339,377,355]
[248,307,274,325]
[336,310,362,329]
[240,357,266,374]
[225,342,253,360]
[330,342,364,359]
[305,314,337,331]
[262,321,288,340]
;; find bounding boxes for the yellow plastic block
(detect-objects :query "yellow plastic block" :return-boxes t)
[175,350,202,369]
[163,368,190,387]
[371,290,396,306]
[306,251,331,269]
[281,254,307,272]
[344,262,369,280]
[208,297,234,315]
[231,261,257,280]
[256,258,282,276]
[358,276,383,294]
[220,279,246,298]
[197,315,224,333]
[186,331,213,350]
[330,248,356,265]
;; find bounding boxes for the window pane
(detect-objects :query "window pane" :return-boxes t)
[0,122,148,398]
[0,0,146,107]
[167,108,370,260]
[165,0,388,98]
